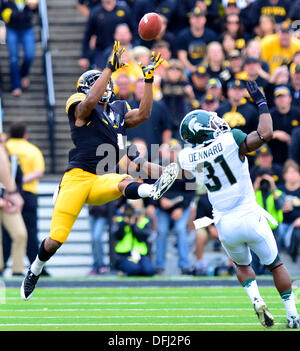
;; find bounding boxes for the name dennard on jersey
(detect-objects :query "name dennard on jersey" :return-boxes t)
[188,142,223,163]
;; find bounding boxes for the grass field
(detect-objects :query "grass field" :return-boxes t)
[0,285,299,331]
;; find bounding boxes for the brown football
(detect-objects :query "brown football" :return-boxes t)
[138,12,163,41]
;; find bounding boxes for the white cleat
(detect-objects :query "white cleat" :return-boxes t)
[253,297,274,328]
[150,162,179,200]
[287,315,300,329]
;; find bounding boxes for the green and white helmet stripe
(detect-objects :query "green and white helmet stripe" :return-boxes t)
[179,109,230,145]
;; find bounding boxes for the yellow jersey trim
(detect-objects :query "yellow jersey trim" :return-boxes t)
[66,93,86,114]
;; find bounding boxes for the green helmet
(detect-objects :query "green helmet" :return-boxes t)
[179,109,230,145]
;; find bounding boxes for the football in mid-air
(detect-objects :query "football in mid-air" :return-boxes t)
[138,12,163,41]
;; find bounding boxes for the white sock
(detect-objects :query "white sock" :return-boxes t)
[30,256,46,276]
[242,278,262,304]
[280,290,299,317]
[137,183,153,198]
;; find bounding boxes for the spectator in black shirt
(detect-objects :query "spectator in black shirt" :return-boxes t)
[203,41,226,79]
[76,0,101,18]
[289,64,300,108]
[190,64,210,101]
[289,126,300,167]
[177,7,218,74]
[132,0,178,34]
[243,39,270,78]
[216,79,258,135]
[268,86,300,165]
[206,77,225,103]
[160,59,195,138]
[222,13,249,51]
[219,50,244,91]
[79,0,135,70]
[288,0,300,21]
[249,0,290,28]
[0,0,38,96]
[221,31,236,59]
[242,57,270,105]
[278,160,300,261]
[176,0,221,33]
[200,93,220,112]
[250,144,284,187]
[101,23,135,71]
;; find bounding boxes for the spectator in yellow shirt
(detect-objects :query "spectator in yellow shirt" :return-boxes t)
[260,21,300,74]
[6,122,48,275]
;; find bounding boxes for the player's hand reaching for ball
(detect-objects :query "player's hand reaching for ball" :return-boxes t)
[107,41,128,72]
[246,80,266,107]
[139,52,164,83]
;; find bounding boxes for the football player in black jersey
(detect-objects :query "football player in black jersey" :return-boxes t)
[21,41,179,300]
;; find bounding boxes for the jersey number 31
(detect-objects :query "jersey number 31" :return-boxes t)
[196,155,237,192]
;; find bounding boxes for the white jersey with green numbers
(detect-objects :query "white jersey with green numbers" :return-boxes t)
[178,129,256,219]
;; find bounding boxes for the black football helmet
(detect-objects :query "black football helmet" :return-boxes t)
[76,69,115,103]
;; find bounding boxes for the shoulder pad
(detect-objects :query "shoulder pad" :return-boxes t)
[66,93,86,114]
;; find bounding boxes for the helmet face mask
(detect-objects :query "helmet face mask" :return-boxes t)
[179,109,230,146]
[77,70,114,103]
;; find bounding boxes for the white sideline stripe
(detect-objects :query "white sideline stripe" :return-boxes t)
[1,301,286,306]
[0,308,286,312]
[3,302,275,306]
[0,323,287,326]
[3,302,146,306]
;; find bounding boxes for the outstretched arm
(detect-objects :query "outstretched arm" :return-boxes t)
[125,52,164,129]
[75,41,127,125]
[239,81,273,158]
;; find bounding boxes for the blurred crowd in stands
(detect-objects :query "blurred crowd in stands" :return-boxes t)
[1,0,300,277]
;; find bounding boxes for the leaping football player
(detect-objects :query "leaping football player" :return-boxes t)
[178,81,299,329]
[21,41,179,300]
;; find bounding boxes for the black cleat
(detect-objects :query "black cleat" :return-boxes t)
[20,269,40,300]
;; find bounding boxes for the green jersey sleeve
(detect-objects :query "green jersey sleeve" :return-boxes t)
[230,129,247,147]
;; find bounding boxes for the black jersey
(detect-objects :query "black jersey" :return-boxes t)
[65,93,131,174]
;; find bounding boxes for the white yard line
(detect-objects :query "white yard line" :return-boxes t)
[0,322,286,326]
[0,307,286,312]
[0,315,240,319]
[5,295,279,300]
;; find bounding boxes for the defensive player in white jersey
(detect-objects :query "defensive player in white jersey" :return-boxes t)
[178,81,300,329]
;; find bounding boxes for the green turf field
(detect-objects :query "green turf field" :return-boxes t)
[0,286,299,331]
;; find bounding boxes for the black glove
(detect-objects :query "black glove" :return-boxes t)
[107,41,128,72]
[246,80,266,106]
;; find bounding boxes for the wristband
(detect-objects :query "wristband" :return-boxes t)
[144,77,154,83]
[106,62,115,72]
[258,101,269,115]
